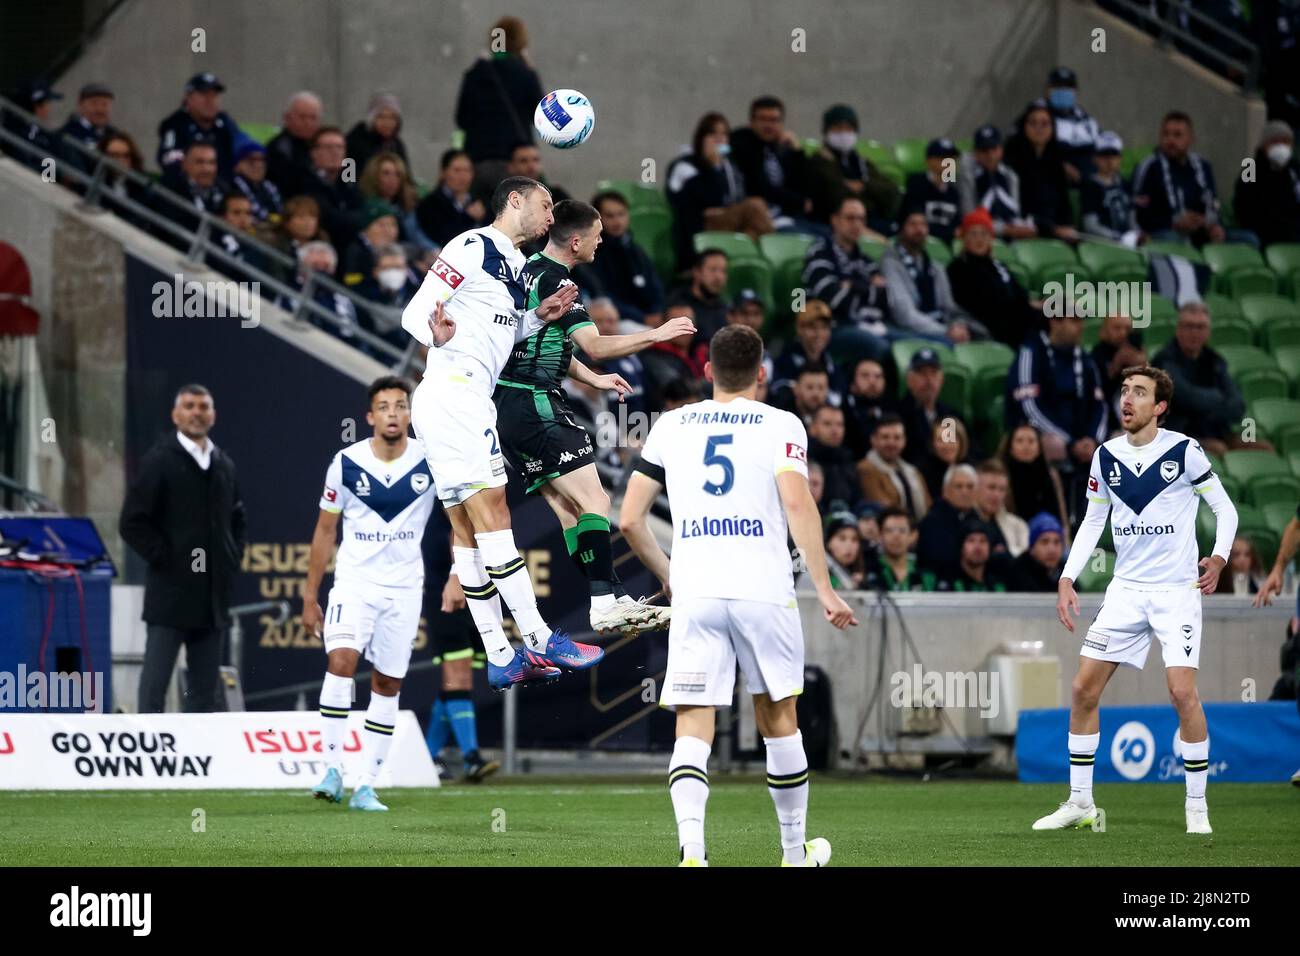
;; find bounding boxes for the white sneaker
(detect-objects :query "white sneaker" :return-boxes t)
[780,837,832,867]
[1291,767,1300,788]
[1032,801,1097,830]
[591,599,664,635]
[1186,802,1212,834]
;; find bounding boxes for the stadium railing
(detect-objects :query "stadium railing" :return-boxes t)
[0,94,425,378]
[1101,0,1260,89]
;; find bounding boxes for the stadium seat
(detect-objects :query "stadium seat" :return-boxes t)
[1289,450,1300,479]
[1261,322,1300,350]
[1223,449,1294,486]
[596,179,666,212]
[650,226,677,283]
[1030,263,1093,299]
[970,363,1010,412]
[629,205,670,248]
[1142,315,1176,351]
[759,232,815,267]
[1273,346,1300,390]
[953,238,1014,261]
[693,231,761,261]
[1215,345,1278,377]
[1202,292,1242,323]
[891,339,955,394]
[726,258,774,313]
[1248,398,1300,443]
[1202,244,1278,298]
[770,258,805,324]
[1273,423,1300,458]
[1077,242,1144,275]
[1208,316,1254,347]
[1198,501,1267,555]
[1120,146,1149,180]
[1142,239,1204,264]
[939,364,971,415]
[1011,238,1077,273]
[859,236,888,261]
[893,137,929,176]
[1004,259,1031,290]
[1147,295,1178,322]
[239,122,278,145]
[1246,528,1282,571]
[1237,294,1298,335]
[977,395,1005,452]
[925,236,952,265]
[1217,473,1242,502]
[1236,367,1292,404]
[952,341,1015,375]
[1262,501,1296,534]
[1074,550,1115,593]
[1093,258,1149,286]
[1243,473,1300,509]
[1264,242,1300,278]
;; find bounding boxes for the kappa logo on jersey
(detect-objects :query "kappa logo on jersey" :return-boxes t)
[411,473,430,494]
[354,472,372,497]
[1160,460,1179,482]
[432,257,464,289]
[323,487,337,503]
[1107,462,1123,487]
[785,442,807,463]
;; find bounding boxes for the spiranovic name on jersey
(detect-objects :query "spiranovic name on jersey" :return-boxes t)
[1085,428,1219,589]
[498,253,594,391]
[319,439,436,591]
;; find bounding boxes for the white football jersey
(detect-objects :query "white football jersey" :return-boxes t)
[318,438,436,591]
[1082,428,1220,589]
[400,225,545,395]
[639,398,809,605]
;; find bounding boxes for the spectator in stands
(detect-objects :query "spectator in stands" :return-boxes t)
[998,423,1070,530]
[58,82,115,173]
[975,458,1030,557]
[456,16,543,188]
[808,405,860,510]
[508,143,570,203]
[341,199,400,287]
[729,95,811,227]
[844,357,897,455]
[918,416,972,504]
[3,79,61,172]
[881,209,980,342]
[119,383,246,713]
[772,300,844,398]
[934,521,1007,592]
[802,195,892,364]
[857,413,930,523]
[916,463,980,582]
[1091,312,1147,433]
[157,73,239,181]
[1152,301,1253,456]
[1234,120,1300,247]
[1217,535,1267,595]
[773,362,835,430]
[857,503,882,547]
[669,249,729,342]
[804,103,899,232]
[96,131,148,223]
[807,461,826,511]
[1045,66,1099,184]
[266,91,322,196]
[576,190,664,323]
[824,511,868,590]
[214,193,265,280]
[412,149,484,249]
[901,138,962,242]
[666,112,774,272]
[898,348,968,468]
[869,506,930,591]
[1006,311,1107,475]
[642,302,706,411]
[1133,111,1245,247]
[1081,132,1138,244]
[724,289,774,382]
[360,152,433,250]
[355,244,418,351]
[946,206,1041,348]
[279,240,365,347]
[586,297,648,450]
[300,126,368,252]
[154,141,228,239]
[274,194,327,266]
[958,124,1037,239]
[346,92,409,172]
[1006,512,1065,592]
[230,140,282,226]
[1003,100,1077,241]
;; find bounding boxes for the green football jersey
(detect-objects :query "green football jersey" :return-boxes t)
[497,253,594,390]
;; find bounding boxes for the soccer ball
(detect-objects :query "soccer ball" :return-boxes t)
[534,90,595,149]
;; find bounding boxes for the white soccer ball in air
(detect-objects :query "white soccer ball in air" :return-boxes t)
[534,89,595,149]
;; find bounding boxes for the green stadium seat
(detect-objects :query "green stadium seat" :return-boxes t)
[1247,528,1282,570]
[1237,294,1298,334]
[1011,238,1077,272]
[939,364,972,415]
[1223,449,1293,486]
[1077,242,1145,274]
[596,179,667,212]
[726,258,774,312]
[1142,316,1177,352]
[1004,259,1031,290]
[1030,263,1094,299]
[759,232,815,267]
[1261,322,1300,350]
[859,237,888,261]
[953,341,1016,375]
[891,339,955,395]
[239,122,278,145]
[1244,473,1300,508]
[693,231,761,260]
[1203,244,1278,298]
[978,395,1005,452]
[856,141,906,186]
[1217,473,1242,501]
[1198,502,1266,556]
[970,363,1010,411]
[650,225,677,283]
[1142,239,1204,264]
[1237,368,1292,404]
[1273,346,1300,389]
[893,138,929,176]
[1207,451,1226,477]
[1289,450,1300,478]
[1202,293,1242,323]
[953,238,1014,261]
[1261,502,1297,538]
[1075,550,1115,593]
[1264,242,1300,276]
[629,207,673,277]
[1093,258,1148,285]
[1273,423,1300,457]
[1248,398,1300,443]
[1209,317,1254,347]
[1120,146,1149,179]
[1216,345,1278,377]
[1147,295,1178,322]
[925,236,952,265]
[770,258,806,323]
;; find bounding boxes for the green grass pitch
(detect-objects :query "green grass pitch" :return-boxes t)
[3,777,1297,866]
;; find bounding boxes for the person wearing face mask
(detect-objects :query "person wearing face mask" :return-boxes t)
[1044,66,1099,185]
[805,104,899,232]
[341,199,401,287]
[1233,120,1300,247]
[356,245,419,349]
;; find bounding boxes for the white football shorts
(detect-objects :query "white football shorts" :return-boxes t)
[411,370,507,505]
[1080,579,1203,670]
[322,581,422,679]
[659,597,805,709]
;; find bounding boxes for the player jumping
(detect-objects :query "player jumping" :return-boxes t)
[400,176,605,690]
[620,324,858,867]
[1037,365,1237,835]
[495,199,696,636]
[302,376,435,811]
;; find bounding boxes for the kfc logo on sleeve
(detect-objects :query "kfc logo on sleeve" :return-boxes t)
[785,443,807,463]
[432,258,464,289]
[1088,477,1098,493]
[323,487,338,503]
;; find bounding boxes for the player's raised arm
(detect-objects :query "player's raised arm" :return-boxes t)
[567,356,631,399]
[1187,440,1238,594]
[569,314,696,362]
[1057,448,1112,631]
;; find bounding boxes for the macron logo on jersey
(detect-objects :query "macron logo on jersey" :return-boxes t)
[785,443,806,463]
[432,257,464,289]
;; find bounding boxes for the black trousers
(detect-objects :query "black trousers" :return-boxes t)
[138,625,224,713]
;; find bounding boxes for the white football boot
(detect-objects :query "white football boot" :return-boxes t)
[1032,801,1097,830]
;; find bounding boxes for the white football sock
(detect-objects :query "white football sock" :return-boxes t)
[1181,736,1209,803]
[358,691,399,787]
[476,530,551,650]
[453,546,512,667]
[591,593,617,613]
[318,671,352,772]
[668,735,711,862]
[1068,732,1100,807]
[765,731,810,864]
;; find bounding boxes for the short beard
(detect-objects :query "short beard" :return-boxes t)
[1123,412,1153,433]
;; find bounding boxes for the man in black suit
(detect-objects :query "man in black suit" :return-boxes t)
[120,385,246,713]
[728,95,810,226]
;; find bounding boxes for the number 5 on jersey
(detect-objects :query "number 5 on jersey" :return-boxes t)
[703,434,734,496]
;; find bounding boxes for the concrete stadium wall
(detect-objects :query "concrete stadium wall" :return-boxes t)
[49,0,1261,201]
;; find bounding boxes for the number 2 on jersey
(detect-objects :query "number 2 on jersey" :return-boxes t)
[702,434,734,496]
[484,428,500,455]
